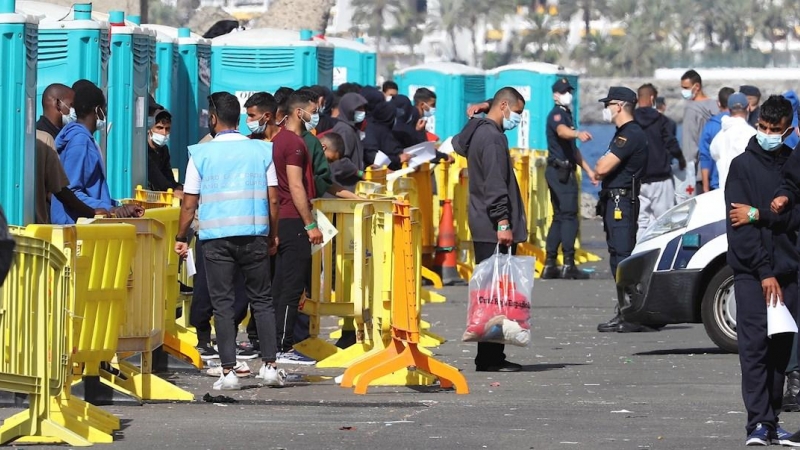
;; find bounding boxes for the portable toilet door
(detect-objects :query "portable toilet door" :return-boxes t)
[141,24,178,115]
[319,36,376,89]
[394,62,485,141]
[104,10,152,199]
[211,27,334,132]
[486,62,579,151]
[0,1,37,225]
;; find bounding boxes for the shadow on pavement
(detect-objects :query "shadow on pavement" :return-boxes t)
[634,347,732,356]
[520,363,586,373]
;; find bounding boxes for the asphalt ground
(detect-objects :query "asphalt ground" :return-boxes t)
[0,220,762,449]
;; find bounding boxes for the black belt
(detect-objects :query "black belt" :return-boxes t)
[548,158,575,170]
[600,188,631,198]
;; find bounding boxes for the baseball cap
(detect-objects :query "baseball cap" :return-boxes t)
[727,93,748,110]
[740,85,761,97]
[552,78,574,94]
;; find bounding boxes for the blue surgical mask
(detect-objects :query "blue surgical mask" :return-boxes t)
[424,106,435,118]
[303,111,320,131]
[681,89,693,100]
[756,130,785,151]
[354,111,366,123]
[62,107,77,127]
[502,109,522,131]
[246,117,266,134]
[151,132,169,147]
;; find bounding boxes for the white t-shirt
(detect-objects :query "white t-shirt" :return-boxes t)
[183,133,278,194]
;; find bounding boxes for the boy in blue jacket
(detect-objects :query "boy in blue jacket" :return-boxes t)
[50,83,141,224]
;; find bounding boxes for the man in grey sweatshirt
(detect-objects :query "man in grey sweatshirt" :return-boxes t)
[332,93,368,171]
[680,70,719,186]
[453,87,527,372]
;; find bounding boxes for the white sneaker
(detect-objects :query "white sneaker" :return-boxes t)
[212,371,240,391]
[206,361,251,378]
[257,364,287,386]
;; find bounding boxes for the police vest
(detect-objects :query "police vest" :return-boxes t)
[189,139,273,240]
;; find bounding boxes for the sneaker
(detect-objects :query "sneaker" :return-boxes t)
[235,341,260,360]
[197,344,219,361]
[773,426,800,447]
[206,361,251,378]
[276,350,316,366]
[212,371,240,391]
[747,423,770,446]
[256,364,287,386]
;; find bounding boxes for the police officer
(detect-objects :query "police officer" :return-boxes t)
[593,87,648,333]
[542,78,596,279]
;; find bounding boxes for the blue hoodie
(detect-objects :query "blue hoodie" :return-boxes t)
[698,111,728,190]
[50,122,114,224]
[784,90,799,150]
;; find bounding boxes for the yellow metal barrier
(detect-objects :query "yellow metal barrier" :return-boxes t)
[363,166,388,184]
[340,202,468,395]
[355,181,385,197]
[453,168,474,280]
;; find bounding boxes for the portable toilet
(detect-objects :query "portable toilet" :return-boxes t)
[485,62,580,150]
[16,2,109,122]
[0,0,37,225]
[318,36,376,89]
[139,25,211,180]
[394,62,486,141]
[211,27,333,132]
[140,24,178,113]
[102,10,153,199]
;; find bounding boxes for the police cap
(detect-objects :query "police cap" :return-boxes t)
[552,78,574,94]
[598,86,637,104]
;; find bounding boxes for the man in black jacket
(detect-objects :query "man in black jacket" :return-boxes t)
[634,84,685,240]
[453,87,527,372]
[147,106,183,196]
[726,95,800,446]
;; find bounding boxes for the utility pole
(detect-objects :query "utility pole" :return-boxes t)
[140,0,149,23]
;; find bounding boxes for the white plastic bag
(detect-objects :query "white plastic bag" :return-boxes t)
[463,248,535,346]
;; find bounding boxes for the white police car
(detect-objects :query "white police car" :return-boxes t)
[616,189,737,352]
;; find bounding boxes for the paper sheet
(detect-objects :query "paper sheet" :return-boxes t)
[767,300,798,337]
[403,141,436,169]
[373,150,391,167]
[311,209,338,255]
[387,167,416,183]
[186,249,197,277]
[438,136,454,154]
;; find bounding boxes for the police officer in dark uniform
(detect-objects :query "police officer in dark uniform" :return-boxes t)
[593,87,648,333]
[541,78,596,280]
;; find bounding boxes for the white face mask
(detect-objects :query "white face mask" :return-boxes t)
[151,132,169,147]
[558,92,573,107]
[681,88,694,100]
[95,107,107,130]
[62,107,77,127]
[354,111,366,123]
[602,106,613,123]
[385,95,393,102]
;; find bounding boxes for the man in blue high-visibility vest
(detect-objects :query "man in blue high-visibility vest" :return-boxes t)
[175,91,284,390]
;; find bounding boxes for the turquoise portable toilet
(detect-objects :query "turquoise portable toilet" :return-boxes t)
[140,25,210,180]
[141,24,178,113]
[102,10,153,199]
[318,36,376,89]
[394,62,485,141]
[211,27,334,132]
[16,2,109,123]
[485,62,579,150]
[0,0,37,225]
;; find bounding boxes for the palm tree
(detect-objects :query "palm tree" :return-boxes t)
[459,0,516,66]
[557,0,608,40]
[389,0,428,63]
[432,0,464,61]
[351,0,400,55]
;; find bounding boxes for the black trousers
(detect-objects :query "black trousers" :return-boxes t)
[602,195,638,281]
[473,242,517,368]
[203,236,277,367]
[736,274,798,435]
[189,238,250,346]
[274,218,312,353]
[545,166,579,264]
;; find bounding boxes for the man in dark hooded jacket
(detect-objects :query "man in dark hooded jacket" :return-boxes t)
[391,95,426,148]
[363,101,411,170]
[332,93,368,170]
[312,85,337,134]
[634,84,683,239]
[452,87,527,373]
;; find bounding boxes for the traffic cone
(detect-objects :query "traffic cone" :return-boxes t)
[434,200,467,286]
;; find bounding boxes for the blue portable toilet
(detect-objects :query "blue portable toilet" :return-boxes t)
[394,62,486,141]
[0,0,37,225]
[141,24,178,113]
[485,62,580,150]
[100,10,153,199]
[16,1,109,122]
[211,27,334,132]
[140,25,210,180]
[318,36,376,89]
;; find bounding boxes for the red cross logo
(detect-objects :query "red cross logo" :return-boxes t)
[686,185,695,195]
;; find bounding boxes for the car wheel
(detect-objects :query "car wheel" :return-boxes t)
[701,265,738,353]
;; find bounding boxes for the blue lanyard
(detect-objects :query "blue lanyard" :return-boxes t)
[216,130,239,136]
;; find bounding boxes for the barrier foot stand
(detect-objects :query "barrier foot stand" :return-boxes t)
[125,347,201,374]
[316,342,373,369]
[456,262,473,281]
[71,375,143,406]
[105,361,194,402]
[421,287,446,304]
[419,331,446,349]
[337,337,436,387]
[327,319,346,340]
[17,398,117,444]
[576,249,602,264]
[293,337,341,363]
[420,267,444,289]
[0,390,28,406]
[163,332,203,370]
[57,395,120,434]
[0,411,93,447]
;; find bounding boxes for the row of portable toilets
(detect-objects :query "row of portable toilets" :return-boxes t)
[0,0,579,227]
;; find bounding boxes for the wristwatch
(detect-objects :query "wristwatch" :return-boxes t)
[175,235,188,243]
[747,207,758,223]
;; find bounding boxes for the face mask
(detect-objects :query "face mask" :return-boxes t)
[95,107,106,130]
[602,107,613,123]
[385,95,393,102]
[558,92,573,107]
[681,89,693,100]
[354,111,366,123]
[502,108,522,131]
[62,107,77,126]
[756,130,785,151]
[303,112,320,131]
[424,106,435,118]
[151,132,169,147]
[246,117,266,134]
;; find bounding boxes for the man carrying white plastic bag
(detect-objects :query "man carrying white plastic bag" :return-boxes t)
[452,87,530,372]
